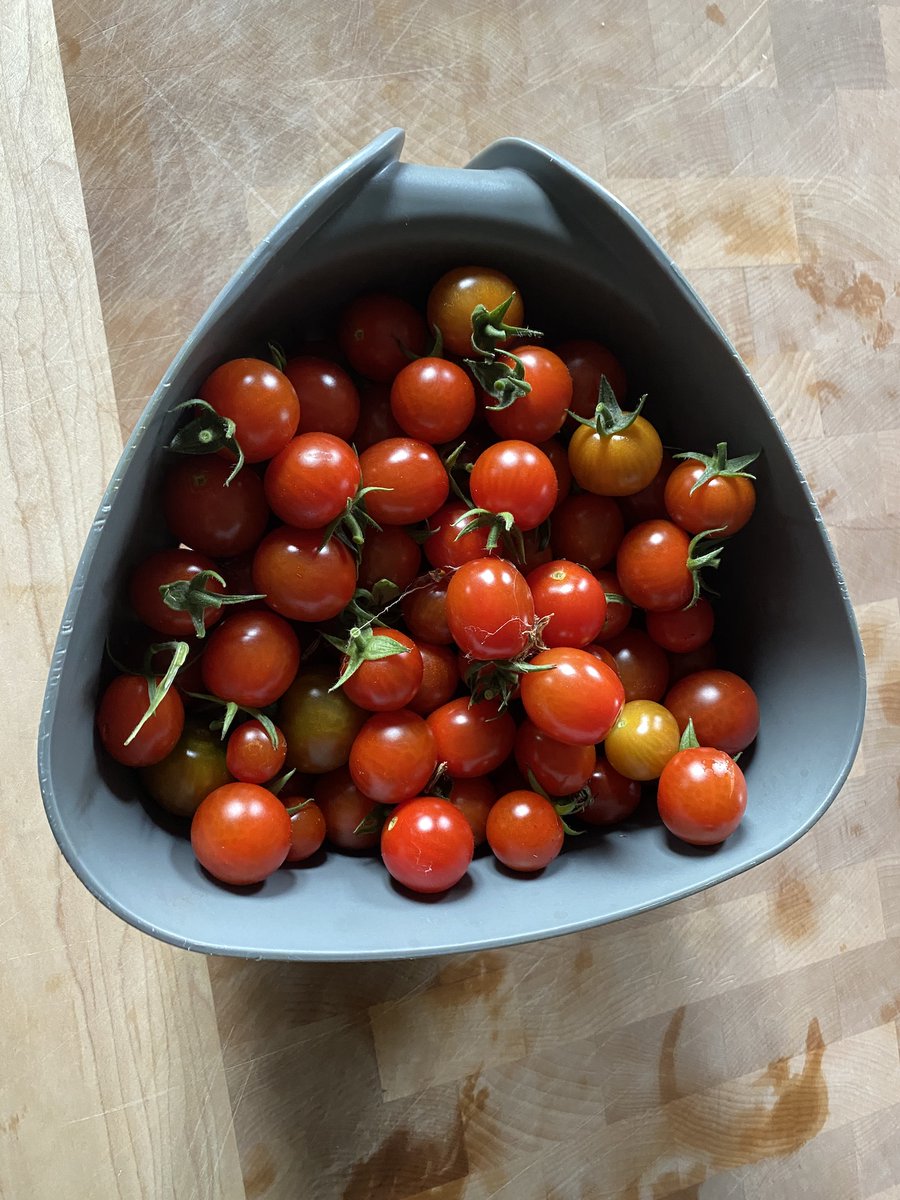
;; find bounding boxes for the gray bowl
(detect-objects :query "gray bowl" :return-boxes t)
[38,130,865,961]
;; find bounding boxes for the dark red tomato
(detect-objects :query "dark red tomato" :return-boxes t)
[619,453,675,528]
[352,381,404,452]
[491,758,528,797]
[658,747,747,845]
[191,782,291,884]
[359,437,449,525]
[646,597,714,654]
[601,628,670,703]
[446,558,535,660]
[341,628,424,712]
[538,438,572,504]
[285,356,360,441]
[484,347,572,443]
[526,559,607,648]
[469,440,557,531]
[252,525,357,622]
[447,777,496,846]
[664,670,760,756]
[401,574,453,644]
[520,647,624,746]
[284,801,327,862]
[427,697,516,778]
[486,790,564,872]
[427,266,525,358]
[226,720,287,784]
[214,551,265,611]
[593,570,633,642]
[202,610,300,707]
[163,455,269,558]
[580,758,642,826]
[551,494,625,574]
[583,643,620,674]
[512,528,554,575]
[514,718,596,796]
[424,501,493,570]
[390,358,475,444]
[199,358,300,462]
[129,548,223,638]
[314,767,381,850]
[357,525,422,593]
[280,670,367,775]
[381,797,474,894]
[668,641,717,685]
[665,458,756,537]
[456,653,521,702]
[263,434,360,529]
[339,293,427,382]
[408,642,459,715]
[617,519,698,612]
[555,339,627,419]
[349,709,436,804]
[96,674,185,768]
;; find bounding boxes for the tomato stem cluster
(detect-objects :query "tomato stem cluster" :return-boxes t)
[674,441,759,496]
[160,569,265,638]
[167,399,245,485]
[464,293,543,410]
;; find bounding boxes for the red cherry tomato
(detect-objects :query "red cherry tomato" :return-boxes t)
[225,720,287,784]
[617,519,701,612]
[665,458,756,537]
[538,438,573,504]
[381,797,474,894]
[593,570,633,642]
[191,783,291,884]
[447,777,496,847]
[284,801,327,862]
[486,790,564,872]
[551,493,625,574]
[359,437,449,525]
[646,597,715,654]
[401,573,453,645]
[341,629,424,713]
[357,525,422,594]
[484,346,572,443]
[199,358,300,462]
[390,358,476,444]
[526,559,607,649]
[424,502,493,570]
[446,558,535,660]
[514,718,596,796]
[658,747,748,845]
[580,758,642,826]
[202,610,300,707]
[408,642,460,716]
[352,382,404,452]
[426,697,516,778]
[427,266,525,358]
[601,628,670,703]
[349,709,436,804]
[96,674,184,768]
[285,356,360,441]
[555,339,627,419]
[315,768,381,851]
[163,455,269,558]
[339,293,427,382]
[583,643,620,675]
[252,525,357,622]
[469,440,558,531]
[520,647,624,746]
[663,669,760,756]
[263,434,360,529]
[129,548,224,638]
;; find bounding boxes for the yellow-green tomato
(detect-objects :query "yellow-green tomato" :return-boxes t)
[279,668,367,774]
[603,700,680,781]
[141,722,232,818]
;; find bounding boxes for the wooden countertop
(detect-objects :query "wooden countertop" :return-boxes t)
[3,1,900,1196]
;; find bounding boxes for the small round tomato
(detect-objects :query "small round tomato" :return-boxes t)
[163,455,269,558]
[514,718,596,796]
[408,642,459,715]
[664,669,760,756]
[381,797,474,894]
[357,525,422,593]
[658,747,747,845]
[390,358,476,444]
[446,558,535,660]
[668,642,718,685]
[280,669,367,774]
[469,441,557,531]
[484,346,572,443]
[401,573,453,644]
[538,438,572,503]
[486,790,564,872]
[349,709,436,804]
[447,777,496,846]
[352,381,404,452]
[551,494,625,574]
[339,293,427,382]
[252,525,357,622]
[424,502,493,570]
[520,647,624,746]
[427,696,516,778]
[202,610,300,707]
[616,519,706,612]
[593,570,633,641]
[198,358,300,463]
[568,412,663,498]
[226,720,288,784]
[427,266,525,358]
[601,628,670,703]
[604,700,680,781]
[285,356,360,441]
[141,722,232,818]
[583,643,620,674]
[191,783,291,885]
[526,559,607,649]
[284,801,327,862]
[665,449,756,537]
[618,453,675,528]
[97,674,184,768]
[646,597,715,654]
[555,340,627,418]
[341,629,424,712]
[315,767,381,850]
[580,757,642,826]
[129,548,224,638]
[359,437,449,525]
[263,433,360,529]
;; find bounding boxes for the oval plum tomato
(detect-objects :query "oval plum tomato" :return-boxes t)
[484,346,572,443]
[352,381,404,452]
[97,674,184,768]
[341,628,424,712]
[408,642,459,715]
[226,720,287,784]
[555,339,627,418]
[350,709,436,804]
[252,525,357,622]
[664,669,760,756]
[551,493,625,574]
[141,722,232,818]
[514,718,596,796]
[427,266,525,358]
[601,628,670,703]
[469,440,557,531]
[646,597,715,654]
[658,747,747,845]
[202,610,300,707]
[568,411,663,497]
[604,700,680,781]
[526,559,607,649]
[520,648,625,746]
[665,448,756,537]
[619,452,675,528]
[445,558,535,661]
[486,790,564,872]
[580,757,642,826]
[163,455,269,558]
[390,358,475,444]
[617,519,711,612]
[284,801,327,862]
[424,502,492,570]
[593,570,633,641]
[191,782,291,885]
[315,768,381,850]
[199,358,300,462]
[357,525,422,593]
[538,438,572,503]
[129,547,225,638]
[427,696,516,778]
[447,777,496,846]
[339,293,427,382]
[359,437,449,525]
[401,573,453,644]
[381,797,474,894]
[280,670,367,774]
[668,642,717,685]
[285,356,360,441]
[263,434,360,529]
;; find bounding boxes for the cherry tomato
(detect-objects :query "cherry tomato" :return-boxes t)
[140,722,232,818]
[568,413,663,497]
[658,747,747,845]
[646,597,715,654]
[445,558,535,661]
[551,493,624,574]
[163,455,269,558]
[191,782,291,885]
[381,797,474,894]
[401,573,453,644]
[285,356,360,441]
[593,570,633,641]
[664,669,760,756]
[97,674,184,768]
[538,438,572,503]
[129,548,225,638]
[284,801,327,862]
[514,718,596,796]
[341,628,424,712]
[521,647,624,746]
[469,440,557,531]
[555,339,627,419]
[359,437,449,525]
[601,628,670,703]
[583,643,620,674]
[447,777,496,846]
[580,757,642,826]
[526,559,607,649]
[201,610,300,707]
[424,502,493,570]
[668,642,718,685]
[280,669,367,774]
[349,709,436,804]
[339,293,427,382]
[215,551,266,611]
[426,696,516,778]
[604,700,680,781]
[665,458,756,537]
[225,720,287,784]
[352,381,404,452]
[511,528,554,575]
[427,266,525,358]
[357,525,422,593]
[486,790,564,872]
[263,434,360,529]
[252,525,357,622]
[484,347,572,443]
[619,453,675,528]
[199,357,300,462]
[390,358,476,444]
[616,519,701,612]
[408,642,459,715]
[314,767,381,850]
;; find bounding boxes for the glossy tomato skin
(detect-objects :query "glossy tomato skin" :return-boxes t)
[484,347,572,443]
[285,356,359,441]
[226,720,287,784]
[359,437,449,525]
[551,493,624,574]
[97,674,184,768]
[408,642,460,715]
[349,709,436,804]
[601,628,670,703]
[252,525,357,622]
[658,748,748,845]
[427,697,516,778]
[447,777,496,846]
[469,440,557,531]
[664,669,760,756]
[427,266,525,358]
[424,502,493,570]
[583,643,620,674]
[526,559,607,648]
[486,790,564,872]
[568,416,663,498]
[191,783,291,885]
[580,758,642,826]
[357,525,422,593]
[141,722,232,818]
[284,801,327,862]
[163,455,269,558]
[646,597,715,654]
[616,520,695,612]
[401,574,453,644]
[129,548,224,638]
[446,558,535,660]
[381,797,475,894]
[341,629,424,712]
[339,293,427,382]
[390,358,475,444]
[593,570,633,641]
[520,648,624,746]
[665,460,756,537]
[604,700,680,782]
[263,434,360,529]
[514,718,596,796]
[314,767,381,850]
[199,358,300,462]
[555,339,627,418]
[201,610,300,707]
[280,669,367,774]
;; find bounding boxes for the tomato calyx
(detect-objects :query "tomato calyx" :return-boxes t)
[121,639,190,746]
[442,441,474,505]
[673,442,760,496]
[454,506,526,561]
[569,376,648,438]
[318,483,390,550]
[267,340,288,372]
[463,650,553,711]
[679,718,700,750]
[525,769,584,837]
[469,353,533,411]
[468,292,542,359]
[403,324,445,362]
[340,580,403,630]
[184,690,280,748]
[324,625,414,691]
[464,293,543,410]
[684,527,727,607]
[159,569,265,638]
[167,399,245,485]
[354,803,391,838]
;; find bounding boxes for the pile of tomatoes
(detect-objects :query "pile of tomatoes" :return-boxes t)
[96,265,760,896]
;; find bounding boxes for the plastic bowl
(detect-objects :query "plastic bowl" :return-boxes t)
[38,130,865,960]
